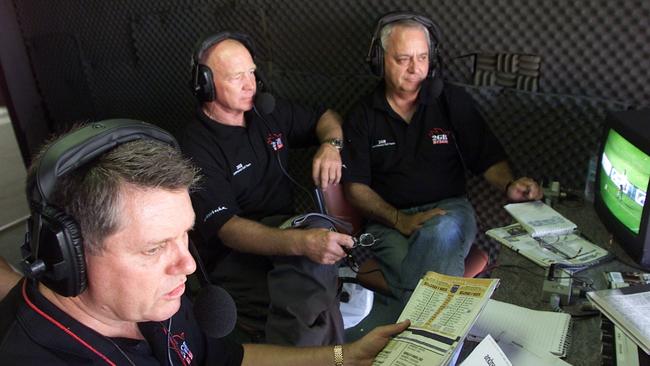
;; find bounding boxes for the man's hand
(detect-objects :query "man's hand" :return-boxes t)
[395,208,446,236]
[299,228,353,265]
[506,177,543,202]
[312,143,342,191]
[346,320,411,365]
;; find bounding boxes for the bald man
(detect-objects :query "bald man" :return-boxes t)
[182,34,352,346]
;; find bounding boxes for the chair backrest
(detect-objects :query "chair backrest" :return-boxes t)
[320,184,364,235]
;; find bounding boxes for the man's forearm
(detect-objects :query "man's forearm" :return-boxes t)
[218,216,302,256]
[344,182,399,228]
[482,160,514,192]
[242,344,337,366]
[315,109,343,142]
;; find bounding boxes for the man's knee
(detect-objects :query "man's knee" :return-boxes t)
[419,214,476,248]
[366,225,409,269]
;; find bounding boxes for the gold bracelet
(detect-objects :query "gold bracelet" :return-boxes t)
[333,344,344,366]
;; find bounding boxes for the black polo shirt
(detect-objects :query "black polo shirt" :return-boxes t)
[182,99,324,263]
[343,82,506,209]
[0,279,244,365]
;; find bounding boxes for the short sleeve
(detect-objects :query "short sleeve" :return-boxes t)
[181,123,242,244]
[270,99,325,148]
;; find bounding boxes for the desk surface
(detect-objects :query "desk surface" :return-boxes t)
[486,200,644,366]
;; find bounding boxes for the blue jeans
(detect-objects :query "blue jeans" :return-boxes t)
[366,196,477,302]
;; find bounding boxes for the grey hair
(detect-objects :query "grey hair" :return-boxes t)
[380,19,431,52]
[28,137,200,254]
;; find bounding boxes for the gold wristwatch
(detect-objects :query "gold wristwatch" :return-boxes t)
[333,344,343,366]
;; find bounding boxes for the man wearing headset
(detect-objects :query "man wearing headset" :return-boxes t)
[0,123,408,365]
[342,13,543,317]
[182,34,353,346]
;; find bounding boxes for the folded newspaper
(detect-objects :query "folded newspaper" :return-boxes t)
[373,272,499,366]
[486,223,612,270]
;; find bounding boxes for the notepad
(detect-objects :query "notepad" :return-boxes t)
[469,300,572,357]
[504,201,577,237]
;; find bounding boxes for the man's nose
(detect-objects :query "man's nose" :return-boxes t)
[170,241,197,275]
[407,59,416,73]
[243,73,256,90]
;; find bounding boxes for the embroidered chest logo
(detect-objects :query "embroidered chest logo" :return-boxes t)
[266,132,284,151]
[233,162,252,176]
[371,139,396,148]
[168,331,194,365]
[428,128,450,145]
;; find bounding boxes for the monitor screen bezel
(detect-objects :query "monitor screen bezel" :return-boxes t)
[594,109,650,268]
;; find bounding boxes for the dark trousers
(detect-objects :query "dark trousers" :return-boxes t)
[211,215,344,346]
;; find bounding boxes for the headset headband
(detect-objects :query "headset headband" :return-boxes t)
[33,119,178,206]
[366,11,442,63]
[192,31,256,69]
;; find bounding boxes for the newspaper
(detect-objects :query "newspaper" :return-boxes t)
[486,223,612,271]
[587,284,650,354]
[373,272,499,366]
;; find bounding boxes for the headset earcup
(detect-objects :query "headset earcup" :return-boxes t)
[368,43,384,77]
[195,64,216,102]
[429,69,444,99]
[192,32,259,103]
[36,206,87,297]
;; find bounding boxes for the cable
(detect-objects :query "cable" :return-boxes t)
[608,249,650,272]
[21,280,118,365]
[275,150,318,209]
[167,318,174,366]
[253,104,319,210]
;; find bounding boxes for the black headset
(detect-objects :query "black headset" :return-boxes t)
[21,119,179,297]
[190,31,267,103]
[366,11,444,98]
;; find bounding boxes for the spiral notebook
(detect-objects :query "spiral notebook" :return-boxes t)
[469,300,572,358]
[504,201,577,238]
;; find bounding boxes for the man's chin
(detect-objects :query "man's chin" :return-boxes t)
[148,299,182,322]
[398,85,422,94]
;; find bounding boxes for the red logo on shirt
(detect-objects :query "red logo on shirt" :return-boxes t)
[427,128,449,145]
[169,331,194,365]
[267,133,284,151]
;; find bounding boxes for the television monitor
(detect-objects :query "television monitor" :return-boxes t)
[594,109,650,269]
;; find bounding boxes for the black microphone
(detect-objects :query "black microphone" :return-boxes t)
[193,285,237,338]
[187,239,237,338]
[254,92,276,115]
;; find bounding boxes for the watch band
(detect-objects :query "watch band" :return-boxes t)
[323,138,343,151]
[333,344,344,366]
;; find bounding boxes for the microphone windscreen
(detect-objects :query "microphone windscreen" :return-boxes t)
[193,285,237,338]
[254,92,276,115]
